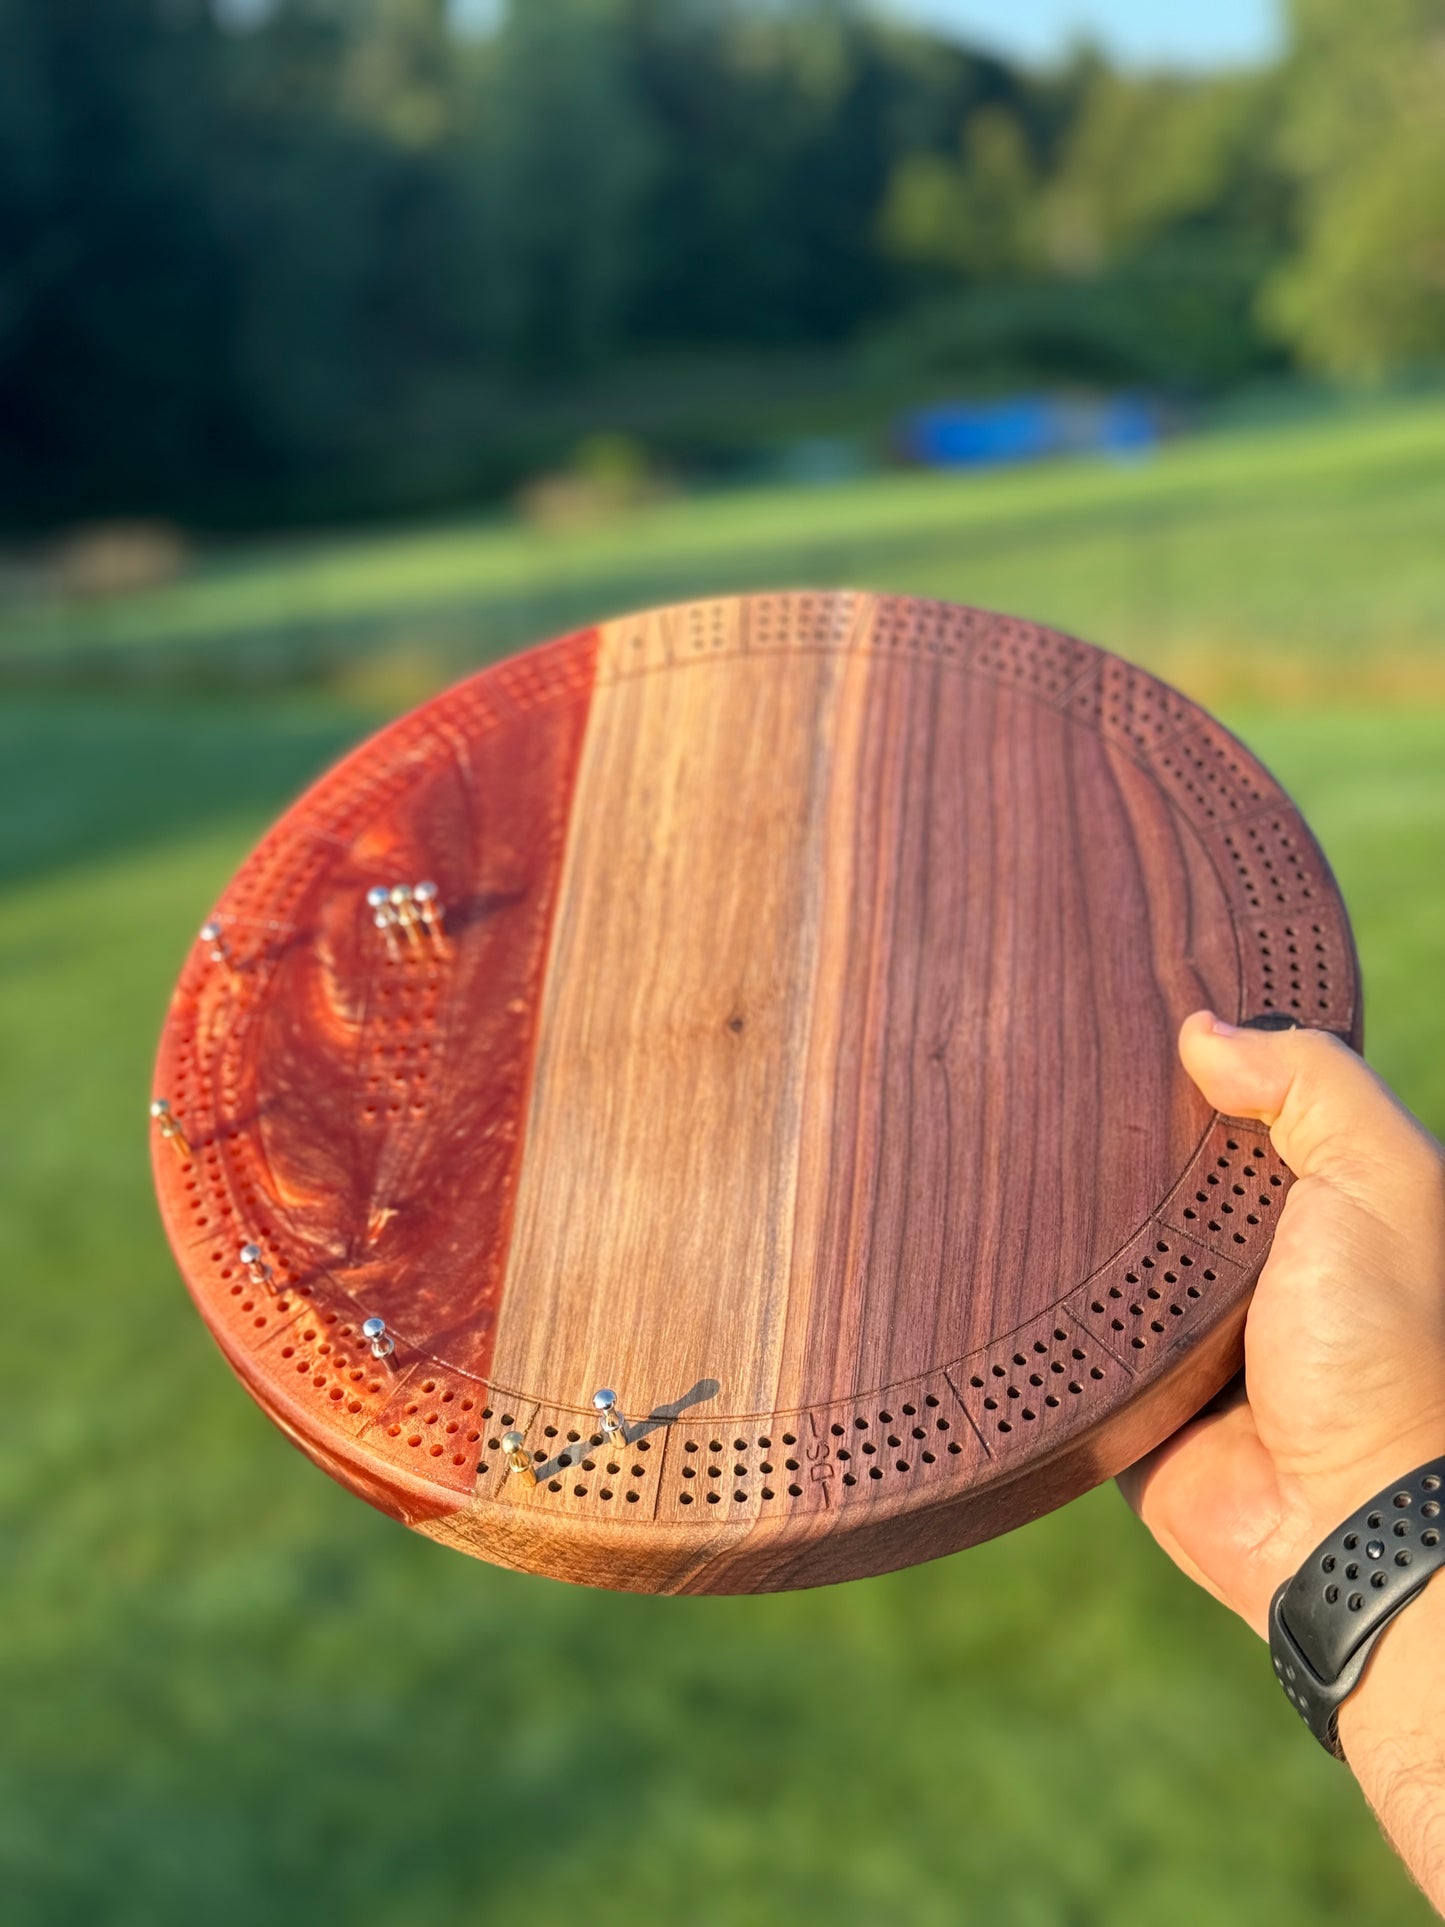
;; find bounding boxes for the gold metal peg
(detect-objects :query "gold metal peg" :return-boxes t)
[390,883,424,948]
[374,907,403,958]
[414,880,446,949]
[501,1431,537,1488]
[150,1097,191,1162]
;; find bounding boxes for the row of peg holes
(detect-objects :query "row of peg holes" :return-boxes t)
[208,1120,302,1327]
[298,706,444,843]
[492,637,597,710]
[363,963,442,1118]
[388,1388,508,1467]
[743,595,858,659]
[1257,923,1333,1014]
[969,1332,1104,1431]
[1179,1138,1280,1245]
[1075,665,1192,753]
[675,1398,959,1503]
[1223,820,1318,912]
[1156,727,1274,822]
[534,1426,652,1501]
[686,604,728,653]
[263,1310,388,1425]
[870,600,974,657]
[833,1397,962,1487]
[1091,1242,1214,1350]
[225,826,327,929]
[972,621,1090,697]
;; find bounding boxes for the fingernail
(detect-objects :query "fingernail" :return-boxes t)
[1210,1015,1240,1037]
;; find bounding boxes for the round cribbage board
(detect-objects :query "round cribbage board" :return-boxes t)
[151,592,1361,1594]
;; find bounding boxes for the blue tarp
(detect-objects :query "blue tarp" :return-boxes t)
[898,394,1160,469]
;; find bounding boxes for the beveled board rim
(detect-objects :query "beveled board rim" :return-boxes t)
[151,590,1361,1593]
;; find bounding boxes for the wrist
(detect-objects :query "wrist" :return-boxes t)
[1337,1570,1445,1910]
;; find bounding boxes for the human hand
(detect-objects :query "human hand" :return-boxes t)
[1121,1012,1445,1908]
[1120,1011,1445,1636]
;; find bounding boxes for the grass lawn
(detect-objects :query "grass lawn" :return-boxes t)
[2,398,1443,1924]
[4,391,1445,703]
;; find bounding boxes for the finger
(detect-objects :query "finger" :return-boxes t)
[1178,1011,1442,1199]
[1118,1393,1291,1633]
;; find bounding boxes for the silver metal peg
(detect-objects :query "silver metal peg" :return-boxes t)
[593,1388,627,1445]
[414,880,446,948]
[389,883,423,949]
[367,886,402,959]
[239,1241,274,1291]
[362,1315,396,1364]
[199,918,234,970]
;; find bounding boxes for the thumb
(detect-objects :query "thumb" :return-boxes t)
[1178,1012,1439,1205]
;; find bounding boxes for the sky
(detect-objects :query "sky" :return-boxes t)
[443,2,1286,74]
[233,0,1286,74]
[882,0,1283,69]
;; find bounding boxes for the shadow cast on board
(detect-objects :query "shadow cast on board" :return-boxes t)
[528,1379,722,1485]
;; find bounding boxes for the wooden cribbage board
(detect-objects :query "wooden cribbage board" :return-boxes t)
[151,592,1361,1594]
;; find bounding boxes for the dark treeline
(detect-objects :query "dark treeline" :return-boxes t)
[0,0,1440,529]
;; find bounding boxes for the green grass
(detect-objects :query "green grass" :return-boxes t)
[4,391,1445,695]
[3,397,1445,1924]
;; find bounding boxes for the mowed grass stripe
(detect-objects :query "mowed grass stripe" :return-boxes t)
[2,394,1443,678]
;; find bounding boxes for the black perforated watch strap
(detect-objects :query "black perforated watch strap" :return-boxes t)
[1269,1457,1445,1759]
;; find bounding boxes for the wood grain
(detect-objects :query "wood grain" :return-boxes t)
[151,593,1362,1593]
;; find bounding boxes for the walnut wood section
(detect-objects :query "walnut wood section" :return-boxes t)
[151,594,1362,1594]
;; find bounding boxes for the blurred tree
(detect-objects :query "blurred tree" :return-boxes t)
[343,0,453,148]
[880,107,1039,281]
[874,56,1290,390]
[0,0,246,520]
[1043,60,1291,385]
[468,0,657,370]
[619,1,1024,345]
[1264,0,1445,375]
[1044,64,1286,274]
[0,0,1433,530]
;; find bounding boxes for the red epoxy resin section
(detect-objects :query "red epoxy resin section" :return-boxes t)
[151,630,600,1521]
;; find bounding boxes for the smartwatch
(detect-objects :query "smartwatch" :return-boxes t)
[1269,1456,1445,1759]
